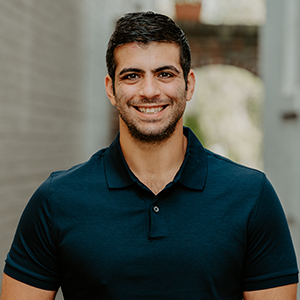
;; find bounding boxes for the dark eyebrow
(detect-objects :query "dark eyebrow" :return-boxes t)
[154,65,180,74]
[119,68,145,76]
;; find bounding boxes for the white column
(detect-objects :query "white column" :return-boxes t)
[261,0,300,296]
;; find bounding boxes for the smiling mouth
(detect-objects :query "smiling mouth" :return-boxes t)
[135,106,167,114]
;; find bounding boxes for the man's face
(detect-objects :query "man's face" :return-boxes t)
[105,42,195,143]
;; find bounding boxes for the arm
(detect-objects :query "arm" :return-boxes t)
[243,177,298,296]
[243,283,297,300]
[0,274,57,300]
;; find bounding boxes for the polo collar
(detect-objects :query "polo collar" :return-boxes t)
[175,127,207,190]
[104,133,137,188]
[104,127,207,190]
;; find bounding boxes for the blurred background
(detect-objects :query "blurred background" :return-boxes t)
[0,0,299,298]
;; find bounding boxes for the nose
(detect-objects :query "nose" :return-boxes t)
[138,75,161,99]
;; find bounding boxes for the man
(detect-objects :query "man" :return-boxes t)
[0,11,298,300]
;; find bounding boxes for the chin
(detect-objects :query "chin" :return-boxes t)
[127,123,178,144]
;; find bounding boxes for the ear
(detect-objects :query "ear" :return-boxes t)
[105,74,116,106]
[186,69,196,102]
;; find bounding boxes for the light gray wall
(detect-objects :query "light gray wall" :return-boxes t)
[261,0,300,294]
[0,0,154,297]
[0,0,91,279]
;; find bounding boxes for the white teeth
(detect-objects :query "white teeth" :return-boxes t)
[138,107,164,114]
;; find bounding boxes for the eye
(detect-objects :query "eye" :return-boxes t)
[123,73,139,80]
[158,72,173,79]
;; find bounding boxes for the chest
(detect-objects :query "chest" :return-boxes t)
[55,187,249,298]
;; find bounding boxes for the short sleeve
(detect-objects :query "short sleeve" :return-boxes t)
[242,176,298,291]
[4,176,61,290]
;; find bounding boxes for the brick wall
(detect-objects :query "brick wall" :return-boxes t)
[0,0,154,296]
[178,22,259,76]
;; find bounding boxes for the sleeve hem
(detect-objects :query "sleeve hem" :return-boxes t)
[243,273,299,291]
[4,264,60,291]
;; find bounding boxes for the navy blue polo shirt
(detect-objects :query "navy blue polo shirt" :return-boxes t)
[4,128,298,299]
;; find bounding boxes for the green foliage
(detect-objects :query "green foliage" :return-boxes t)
[246,96,262,129]
[184,114,206,146]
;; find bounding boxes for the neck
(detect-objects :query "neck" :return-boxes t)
[119,124,187,195]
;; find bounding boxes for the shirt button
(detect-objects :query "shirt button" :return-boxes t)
[153,206,160,213]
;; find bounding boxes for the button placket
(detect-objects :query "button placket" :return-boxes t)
[148,194,166,238]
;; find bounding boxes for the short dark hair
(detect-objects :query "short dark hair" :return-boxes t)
[106,11,191,90]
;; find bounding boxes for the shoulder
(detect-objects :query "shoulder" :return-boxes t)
[184,128,265,192]
[30,147,109,208]
[204,148,266,188]
[49,148,107,185]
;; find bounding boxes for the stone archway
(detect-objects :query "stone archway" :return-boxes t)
[184,65,264,170]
